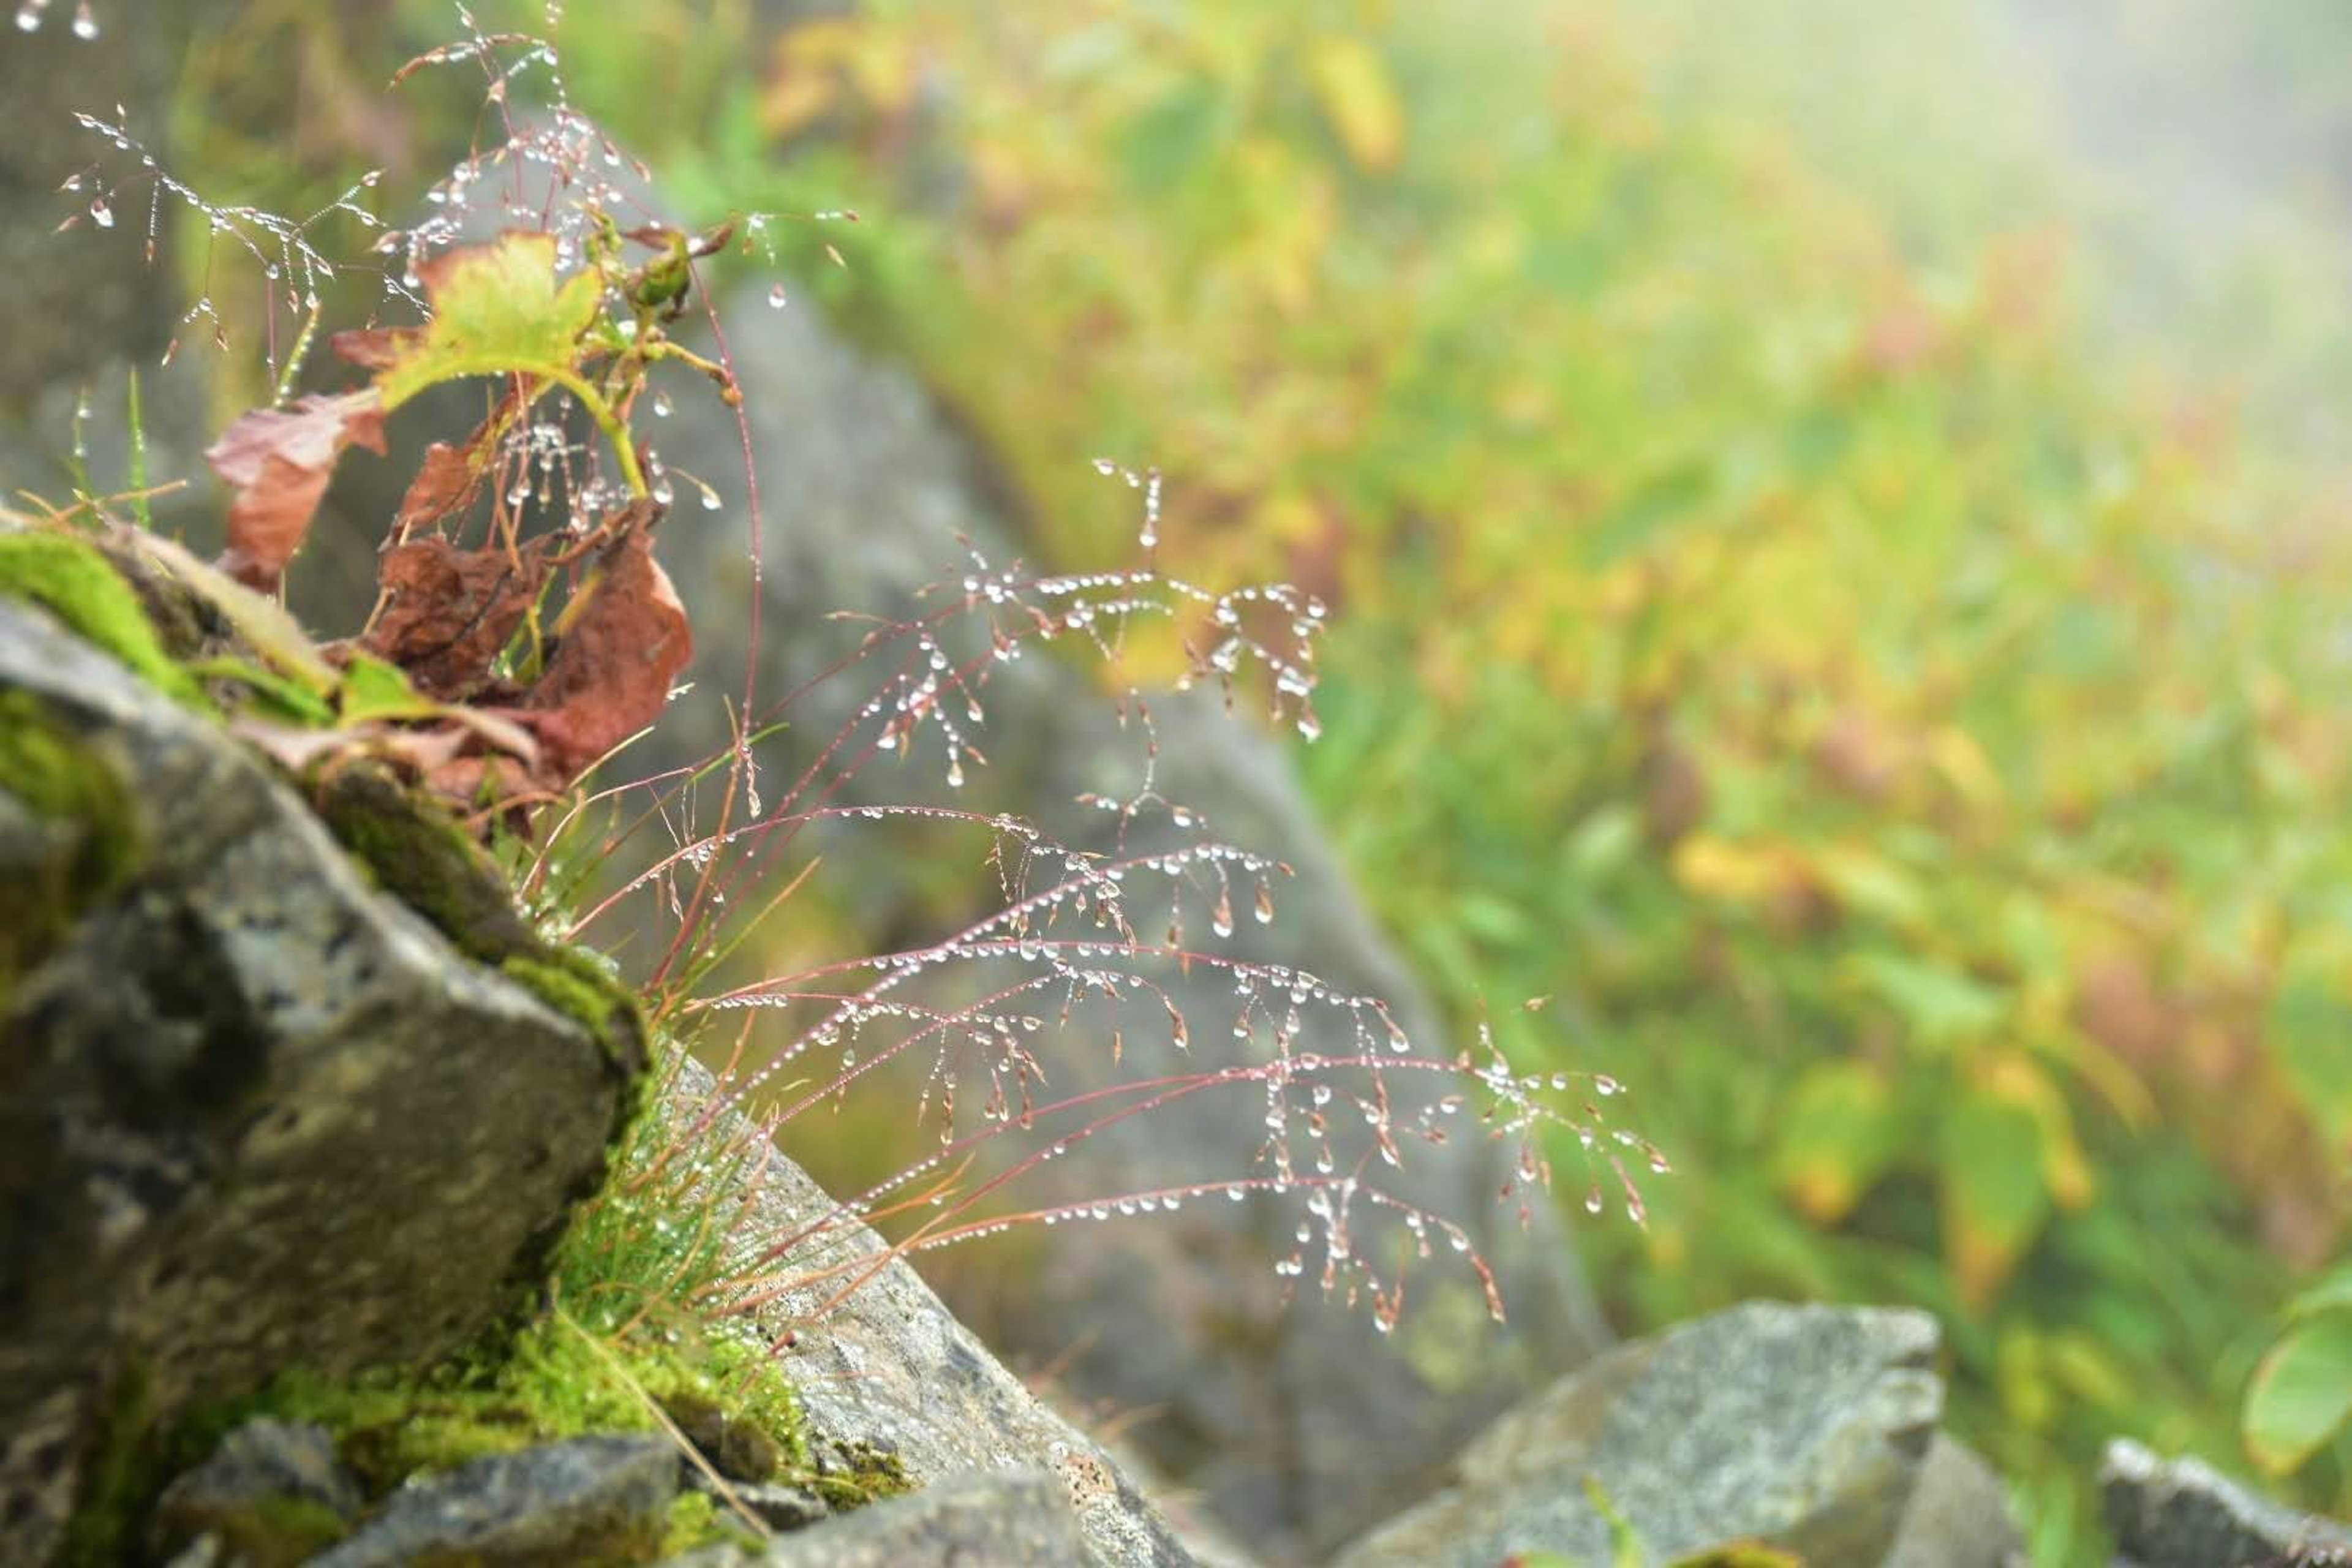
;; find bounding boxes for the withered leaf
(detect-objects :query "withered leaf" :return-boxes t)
[392,440,485,540]
[330,326,409,371]
[205,389,388,592]
[364,533,553,701]
[517,504,692,782]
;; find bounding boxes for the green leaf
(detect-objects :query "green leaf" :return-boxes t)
[1581,459,1715,567]
[1770,1060,1902,1223]
[2272,941,2352,1145]
[186,657,336,725]
[1582,1475,1646,1568]
[1847,951,2004,1046]
[2245,1311,2352,1475]
[374,232,605,410]
[337,651,439,724]
[1940,1086,2051,1305]
[2286,1264,2352,1324]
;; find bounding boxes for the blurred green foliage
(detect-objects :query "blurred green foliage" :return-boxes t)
[148,1,2352,1559]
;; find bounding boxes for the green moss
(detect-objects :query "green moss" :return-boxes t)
[809,1439,913,1510]
[201,1494,350,1567]
[313,762,540,964]
[0,529,206,709]
[0,690,141,1008]
[311,761,646,1079]
[502,949,641,1069]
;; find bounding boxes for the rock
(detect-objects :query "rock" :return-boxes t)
[1883,1434,2027,1568]
[663,1053,1200,1566]
[649,281,1611,1559]
[2102,1438,2352,1567]
[151,1419,363,1565]
[690,1476,832,1532]
[310,1434,677,1567]
[0,597,641,1562]
[717,1467,1084,1567]
[1331,1301,1945,1568]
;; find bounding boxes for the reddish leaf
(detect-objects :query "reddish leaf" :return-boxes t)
[330,326,411,371]
[392,442,484,538]
[363,533,552,700]
[205,390,388,591]
[514,504,692,782]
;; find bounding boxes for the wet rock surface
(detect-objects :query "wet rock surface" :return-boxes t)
[309,1434,677,1568]
[668,1469,1084,1568]
[152,1419,363,1564]
[2104,1437,2352,1568]
[660,1052,1202,1567]
[1332,1301,1953,1568]
[0,598,638,1563]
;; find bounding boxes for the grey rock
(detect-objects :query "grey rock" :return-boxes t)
[736,1467,1084,1567]
[2103,1437,2352,1568]
[152,1419,363,1559]
[663,1053,1199,1567]
[648,280,1610,1560]
[1331,1301,1944,1568]
[0,598,638,1562]
[1883,1434,2027,1568]
[312,1434,677,1567]
[690,1476,832,1532]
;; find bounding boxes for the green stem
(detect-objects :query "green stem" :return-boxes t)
[541,366,647,499]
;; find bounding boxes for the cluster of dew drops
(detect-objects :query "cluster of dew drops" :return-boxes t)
[13,0,97,39]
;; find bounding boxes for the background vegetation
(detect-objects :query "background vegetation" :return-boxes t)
[28,1,2352,1560]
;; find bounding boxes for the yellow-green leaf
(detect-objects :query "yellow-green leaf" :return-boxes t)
[1306,34,1403,173]
[1941,1086,2051,1306]
[2245,1311,2352,1475]
[338,650,440,724]
[1770,1060,1901,1223]
[372,232,605,410]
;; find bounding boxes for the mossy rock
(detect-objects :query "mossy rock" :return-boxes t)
[0,689,141,1011]
[0,529,206,708]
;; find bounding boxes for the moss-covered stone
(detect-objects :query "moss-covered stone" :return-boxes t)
[312,760,540,964]
[0,529,206,709]
[311,760,647,1080]
[809,1438,914,1511]
[0,690,140,1011]
[502,950,638,1068]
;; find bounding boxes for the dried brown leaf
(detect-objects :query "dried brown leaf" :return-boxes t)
[363,533,553,700]
[515,503,692,782]
[205,390,388,592]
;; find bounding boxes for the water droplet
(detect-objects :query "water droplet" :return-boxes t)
[1585,1186,1605,1215]
[88,195,113,228]
[1594,1075,1621,1097]
[1253,883,1275,924]
[13,2,39,31]
[767,282,788,309]
[650,387,673,417]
